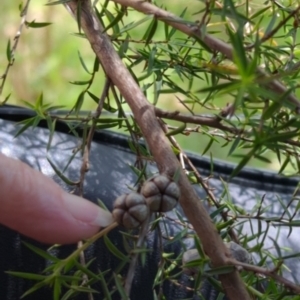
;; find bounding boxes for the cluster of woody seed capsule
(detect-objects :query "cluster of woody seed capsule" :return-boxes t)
[112,174,180,229]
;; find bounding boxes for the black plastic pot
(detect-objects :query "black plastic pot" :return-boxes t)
[0,105,298,300]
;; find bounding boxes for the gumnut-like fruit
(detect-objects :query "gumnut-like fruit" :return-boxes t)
[141,174,180,212]
[112,192,149,229]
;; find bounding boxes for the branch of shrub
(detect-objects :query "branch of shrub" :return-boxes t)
[64,1,251,299]
[158,118,240,244]
[155,107,300,150]
[111,0,300,113]
[228,258,300,294]
[74,79,111,300]
[155,107,242,134]
[246,5,300,50]
[0,0,31,98]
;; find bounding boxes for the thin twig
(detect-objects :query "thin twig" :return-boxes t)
[228,258,300,294]
[0,0,31,98]
[246,5,300,50]
[110,84,146,172]
[110,86,150,297]
[155,107,242,134]
[76,79,111,300]
[158,118,239,244]
[155,107,300,149]
[111,0,300,113]
[78,79,110,194]
[124,215,151,296]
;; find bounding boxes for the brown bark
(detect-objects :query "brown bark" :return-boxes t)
[64,1,251,299]
[111,0,300,113]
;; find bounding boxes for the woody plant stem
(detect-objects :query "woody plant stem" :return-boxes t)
[65,1,251,299]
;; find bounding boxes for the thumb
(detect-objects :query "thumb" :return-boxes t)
[0,153,113,244]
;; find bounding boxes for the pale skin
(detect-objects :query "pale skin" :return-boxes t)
[0,153,114,244]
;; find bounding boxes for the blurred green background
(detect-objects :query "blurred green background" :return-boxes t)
[1,0,299,172]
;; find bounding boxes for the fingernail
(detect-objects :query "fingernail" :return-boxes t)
[62,192,114,227]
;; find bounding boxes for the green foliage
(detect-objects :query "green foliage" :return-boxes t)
[1,0,300,299]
